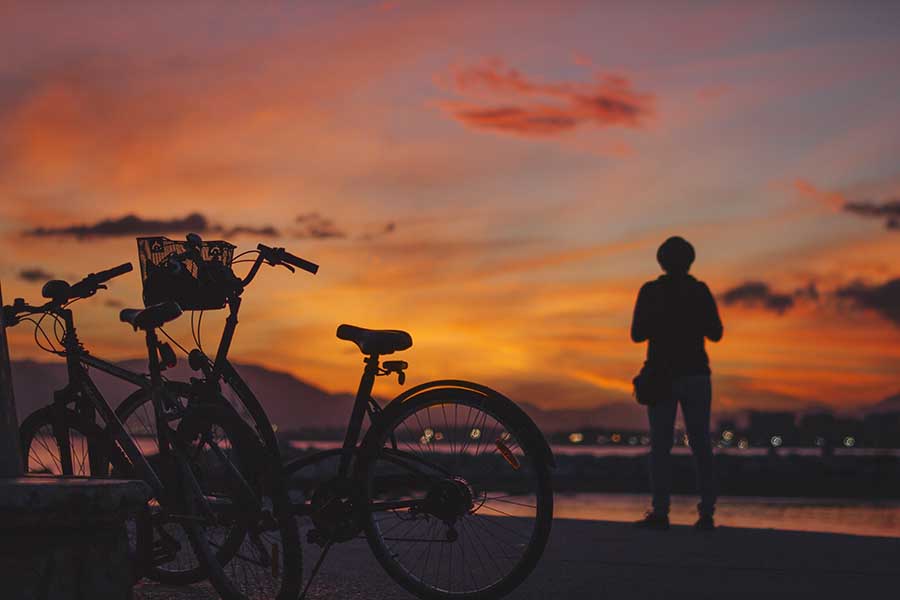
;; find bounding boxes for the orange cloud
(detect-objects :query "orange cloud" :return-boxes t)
[793,179,847,210]
[438,59,654,137]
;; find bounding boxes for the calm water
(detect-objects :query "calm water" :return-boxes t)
[289,440,900,458]
[553,493,900,538]
[287,440,900,538]
[30,436,900,539]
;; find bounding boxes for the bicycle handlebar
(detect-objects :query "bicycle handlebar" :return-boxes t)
[2,262,134,326]
[67,262,133,300]
[257,244,319,275]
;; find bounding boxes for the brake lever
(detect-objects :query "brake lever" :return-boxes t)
[279,263,295,273]
[76,283,106,300]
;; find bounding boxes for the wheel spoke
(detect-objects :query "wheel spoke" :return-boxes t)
[365,395,549,596]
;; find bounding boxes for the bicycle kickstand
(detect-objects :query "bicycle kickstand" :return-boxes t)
[299,536,336,600]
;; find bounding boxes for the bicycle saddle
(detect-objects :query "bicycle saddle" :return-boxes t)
[336,324,412,355]
[120,302,183,331]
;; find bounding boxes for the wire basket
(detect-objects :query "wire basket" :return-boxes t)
[137,236,236,310]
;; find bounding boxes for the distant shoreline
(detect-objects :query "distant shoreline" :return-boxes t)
[282,439,900,500]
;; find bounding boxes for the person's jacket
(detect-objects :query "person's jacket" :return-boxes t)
[630,273,723,376]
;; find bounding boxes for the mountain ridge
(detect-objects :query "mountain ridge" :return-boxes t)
[7,360,898,433]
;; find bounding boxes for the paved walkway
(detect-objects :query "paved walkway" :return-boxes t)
[135,518,900,600]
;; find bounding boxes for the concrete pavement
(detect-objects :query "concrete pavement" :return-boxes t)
[135,517,900,600]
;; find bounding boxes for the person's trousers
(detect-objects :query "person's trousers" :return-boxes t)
[647,374,716,517]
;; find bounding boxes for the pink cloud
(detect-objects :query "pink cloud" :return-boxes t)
[438,58,654,138]
[793,179,847,211]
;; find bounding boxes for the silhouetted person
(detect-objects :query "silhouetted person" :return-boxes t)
[631,236,723,531]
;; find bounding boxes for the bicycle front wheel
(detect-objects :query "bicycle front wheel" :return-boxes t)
[19,406,151,581]
[172,403,303,600]
[20,406,109,476]
[359,387,553,600]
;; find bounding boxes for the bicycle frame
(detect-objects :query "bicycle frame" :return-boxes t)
[192,292,384,467]
[49,305,197,503]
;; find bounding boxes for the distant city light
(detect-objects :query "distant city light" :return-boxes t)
[627,436,639,446]
[568,432,584,444]
[815,436,825,447]
[470,428,482,440]
[770,435,783,447]
[423,427,434,440]
[843,436,856,448]
[639,435,650,445]
[737,439,749,450]
[611,433,622,443]
[722,430,734,442]
[434,431,444,441]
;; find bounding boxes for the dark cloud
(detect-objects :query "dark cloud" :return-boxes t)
[720,281,796,314]
[441,59,653,138]
[793,282,819,301]
[834,278,900,325]
[19,268,53,282]
[24,211,354,243]
[27,213,210,239]
[720,277,900,326]
[24,213,281,240]
[217,225,280,238]
[295,213,345,239]
[843,199,900,231]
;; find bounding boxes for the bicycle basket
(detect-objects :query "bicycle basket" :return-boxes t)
[137,236,236,310]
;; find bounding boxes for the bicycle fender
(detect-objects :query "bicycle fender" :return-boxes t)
[377,380,555,468]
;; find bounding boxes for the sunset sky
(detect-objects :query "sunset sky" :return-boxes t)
[1,1,898,413]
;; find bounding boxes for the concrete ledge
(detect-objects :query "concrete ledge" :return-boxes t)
[0,477,150,599]
[0,476,150,529]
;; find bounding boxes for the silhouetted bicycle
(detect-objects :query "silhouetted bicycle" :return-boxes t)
[6,265,302,600]
[110,234,317,595]
[116,233,556,599]
[284,331,555,599]
[87,232,553,599]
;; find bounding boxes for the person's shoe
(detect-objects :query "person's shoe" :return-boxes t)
[694,515,716,531]
[634,511,670,530]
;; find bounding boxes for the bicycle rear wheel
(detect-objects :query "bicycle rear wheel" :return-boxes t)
[359,387,553,600]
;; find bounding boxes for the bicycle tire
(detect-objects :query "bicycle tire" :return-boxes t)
[19,406,151,580]
[359,388,553,600]
[119,395,302,600]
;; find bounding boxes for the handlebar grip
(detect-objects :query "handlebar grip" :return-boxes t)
[280,252,319,275]
[94,262,133,284]
[257,244,319,274]
[68,262,133,300]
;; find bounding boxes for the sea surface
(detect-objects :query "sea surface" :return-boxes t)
[551,492,900,538]
[27,436,900,539]
[287,440,900,538]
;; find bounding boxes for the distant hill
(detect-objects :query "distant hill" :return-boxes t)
[8,359,647,432]
[8,360,900,434]
[865,393,900,415]
[8,359,357,431]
